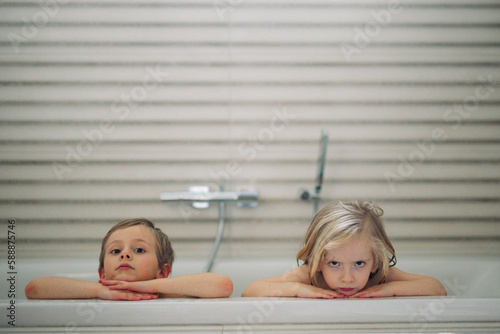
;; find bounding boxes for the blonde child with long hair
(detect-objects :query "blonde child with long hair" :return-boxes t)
[242,201,446,298]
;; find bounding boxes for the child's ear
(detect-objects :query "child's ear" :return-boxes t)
[98,268,106,280]
[156,263,171,279]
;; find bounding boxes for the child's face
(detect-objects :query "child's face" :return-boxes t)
[99,225,168,282]
[317,234,377,296]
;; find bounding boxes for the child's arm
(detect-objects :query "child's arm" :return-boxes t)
[100,273,233,298]
[241,265,344,299]
[25,277,158,301]
[352,267,447,298]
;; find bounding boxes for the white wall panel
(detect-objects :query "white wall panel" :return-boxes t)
[0,0,499,258]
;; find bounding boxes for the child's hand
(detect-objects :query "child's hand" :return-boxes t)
[99,278,158,294]
[295,283,345,299]
[97,282,158,301]
[350,283,396,298]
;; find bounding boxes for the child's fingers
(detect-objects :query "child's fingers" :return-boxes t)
[116,293,157,301]
[314,290,344,299]
[327,293,345,299]
[99,279,115,286]
[98,283,158,301]
[100,279,149,293]
[351,291,370,298]
[351,288,386,298]
[350,292,368,298]
[353,292,381,298]
[121,292,158,301]
[301,292,333,299]
[107,283,134,291]
[298,285,345,299]
[107,290,158,301]
[317,287,345,299]
[316,292,344,299]
[99,279,126,286]
[108,282,157,294]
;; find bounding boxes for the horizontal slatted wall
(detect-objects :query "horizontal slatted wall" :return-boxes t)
[1,0,500,259]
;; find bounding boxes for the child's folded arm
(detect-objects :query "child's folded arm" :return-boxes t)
[384,267,447,296]
[155,273,233,298]
[241,265,343,299]
[25,277,102,299]
[242,279,339,298]
[242,265,307,297]
[352,267,447,298]
[25,276,158,301]
[103,273,234,298]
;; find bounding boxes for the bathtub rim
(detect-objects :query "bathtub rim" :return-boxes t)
[2,296,500,328]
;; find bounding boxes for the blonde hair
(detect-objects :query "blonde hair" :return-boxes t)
[98,218,175,272]
[297,201,396,285]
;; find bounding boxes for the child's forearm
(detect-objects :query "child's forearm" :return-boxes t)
[154,273,233,298]
[391,277,447,296]
[380,267,447,297]
[242,280,299,297]
[25,277,102,299]
[242,280,342,299]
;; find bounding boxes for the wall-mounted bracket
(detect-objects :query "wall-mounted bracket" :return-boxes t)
[160,186,259,209]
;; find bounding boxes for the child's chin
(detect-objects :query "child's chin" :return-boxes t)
[337,290,358,297]
[111,274,136,282]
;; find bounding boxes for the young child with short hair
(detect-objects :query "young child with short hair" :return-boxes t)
[25,218,233,300]
[242,201,447,298]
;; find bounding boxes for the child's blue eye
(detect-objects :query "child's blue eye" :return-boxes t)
[111,249,120,254]
[135,248,145,253]
[354,261,365,267]
[328,261,339,267]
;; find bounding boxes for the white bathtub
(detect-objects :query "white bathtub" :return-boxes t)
[1,255,499,333]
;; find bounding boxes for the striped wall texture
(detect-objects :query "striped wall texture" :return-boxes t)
[1,0,499,259]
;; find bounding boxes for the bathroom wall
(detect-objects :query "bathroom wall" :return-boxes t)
[1,0,499,259]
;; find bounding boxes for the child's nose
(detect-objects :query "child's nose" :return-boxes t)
[341,269,354,282]
[120,252,132,260]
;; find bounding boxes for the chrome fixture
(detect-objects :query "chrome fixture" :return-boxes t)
[299,129,329,215]
[160,187,259,207]
[160,185,258,272]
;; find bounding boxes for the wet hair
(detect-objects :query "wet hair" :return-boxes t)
[98,218,175,272]
[296,201,396,285]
